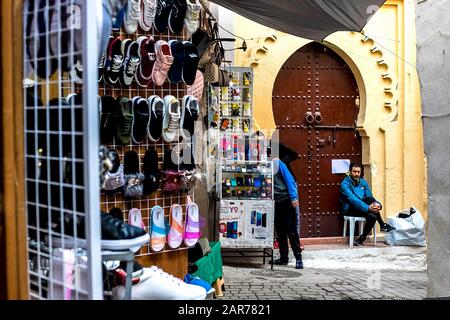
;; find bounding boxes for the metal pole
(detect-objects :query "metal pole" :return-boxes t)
[82,0,102,300]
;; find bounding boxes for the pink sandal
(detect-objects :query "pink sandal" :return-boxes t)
[167,204,183,249]
[184,202,200,247]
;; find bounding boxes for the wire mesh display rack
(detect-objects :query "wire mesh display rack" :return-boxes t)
[23,0,101,300]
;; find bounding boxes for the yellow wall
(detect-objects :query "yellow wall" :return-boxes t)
[230,0,427,220]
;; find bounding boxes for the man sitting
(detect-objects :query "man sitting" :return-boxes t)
[340,163,395,246]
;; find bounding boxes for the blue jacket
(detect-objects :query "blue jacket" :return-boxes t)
[273,159,298,202]
[339,175,374,214]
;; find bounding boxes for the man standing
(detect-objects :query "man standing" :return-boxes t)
[272,157,303,269]
[340,163,395,246]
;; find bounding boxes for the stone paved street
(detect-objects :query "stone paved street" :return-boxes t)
[218,245,428,300]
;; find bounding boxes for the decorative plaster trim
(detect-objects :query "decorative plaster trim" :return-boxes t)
[361,34,399,124]
[244,34,278,67]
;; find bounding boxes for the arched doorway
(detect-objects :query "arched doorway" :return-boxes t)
[272,42,362,238]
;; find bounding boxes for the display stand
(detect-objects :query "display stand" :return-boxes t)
[207,67,274,267]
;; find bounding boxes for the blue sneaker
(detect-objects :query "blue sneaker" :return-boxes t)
[184,274,215,295]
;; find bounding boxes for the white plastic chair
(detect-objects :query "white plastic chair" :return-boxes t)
[343,216,376,247]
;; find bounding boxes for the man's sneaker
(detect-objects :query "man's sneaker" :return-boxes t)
[100,95,120,144]
[295,258,304,269]
[112,266,206,300]
[120,39,141,86]
[140,0,157,31]
[353,237,365,246]
[162,95,181,142]
[147,95,165,141]
[180,95,199,140]
[70,59,84,84]
[131,97,150,144]
[271,258,289,265]
[380,223,396,232]
[104,37,124,86]
[181,41,199,85]
[123,0,141,34]
[135,36,156,87]
[168,0,187,34]
[98,37,112,83]
[151,40,174,86]
[184,274,215,295]
[167,40,185,84]
[154,0,174,33]
[116,96,134,145]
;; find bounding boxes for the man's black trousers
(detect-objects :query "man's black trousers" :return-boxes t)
[345,197,385,239]
[275,198,302,261]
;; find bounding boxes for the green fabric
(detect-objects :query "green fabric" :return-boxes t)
[192,242,223,285]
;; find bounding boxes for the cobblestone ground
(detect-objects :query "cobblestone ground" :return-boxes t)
[218,266,427,300]
[218,246,428,300]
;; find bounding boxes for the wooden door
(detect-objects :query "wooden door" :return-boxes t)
[272,42,362,238]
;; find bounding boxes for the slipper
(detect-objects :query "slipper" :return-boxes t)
[150,206,166,252]
[167,204,183,249]
[128,208,146,230]
[184,202,200,247]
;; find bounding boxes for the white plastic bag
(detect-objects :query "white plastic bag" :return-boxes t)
[384,207,426,246]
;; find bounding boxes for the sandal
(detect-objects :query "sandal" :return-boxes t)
[167,204,183,249]
[184,202,200,247]
[150,205,166,252]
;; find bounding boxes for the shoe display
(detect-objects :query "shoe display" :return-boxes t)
[100,95,120,144]
[167,40,185,84]
[104,37,124,86]
[184,274,215,295]
[152,40,174,86]
[112,266,207,300]
[135,36,156,87]
[162,95,181,142]
[168,0,187,34]
[180,95,200,140]
[181,41,199,85]
[140,0,157,31]
[131,96,150,144]
[184,0,201,35]
[116,96,134,145]
[123,0,141,34]
[154,0,174,33]
[120,39,141,86]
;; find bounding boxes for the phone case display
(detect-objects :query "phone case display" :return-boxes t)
[219,200,274,248]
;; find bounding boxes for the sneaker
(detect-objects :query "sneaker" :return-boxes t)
[131,97,150,144]
[147,95,165,141]
[123,0,141,34]
[167,40,185,84]
[52,212,150,251]
[295,258,304,269]
[181,41,199,85]
[151,40,174,86]
[116,96,134,144]
[184,274,215,295]
[143,148,160,195]
[353,237,364,246]
[120,39,141,86]
[135,36,156,87]
[162,95,181,142]
[70,59,84,84]
[168,0,187,34]
[184,0,201,35]
[98,37,112,83]
[104,37,124,86]
[271,258,288,265]
[140,0,157,31]
[154,0,174,33]
[180,95,199,140]
[380,223,396,232]
[100,95,120,144]
[112,266,207,300]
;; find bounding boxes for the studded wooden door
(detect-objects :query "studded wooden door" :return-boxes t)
[272,42,362,238]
